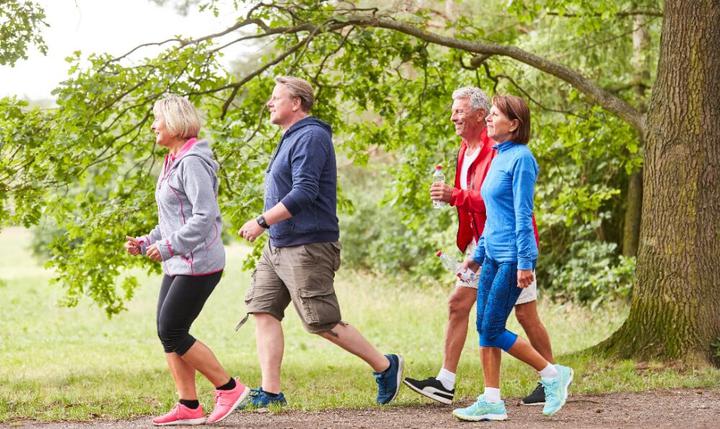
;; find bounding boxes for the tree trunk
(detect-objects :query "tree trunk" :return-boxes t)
[623,169,642,257]
[601,0,720,364]
[621,12,649,258]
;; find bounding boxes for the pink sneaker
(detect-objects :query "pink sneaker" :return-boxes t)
[152,403,205,426]
[206,380,249,424]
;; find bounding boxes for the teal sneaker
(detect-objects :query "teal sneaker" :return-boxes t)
[541,365,573,416]
[452,395,508,421]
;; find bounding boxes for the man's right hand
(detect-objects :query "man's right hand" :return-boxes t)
[429,182,454,203]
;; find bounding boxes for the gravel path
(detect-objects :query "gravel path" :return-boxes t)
[10,388,720,428]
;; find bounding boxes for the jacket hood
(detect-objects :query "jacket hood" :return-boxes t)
[171,139,218,173]
[284,116,332,138]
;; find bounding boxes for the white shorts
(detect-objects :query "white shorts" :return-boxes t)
[455,242,538,305]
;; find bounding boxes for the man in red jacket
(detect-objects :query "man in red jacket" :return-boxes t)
[403,87,554,406]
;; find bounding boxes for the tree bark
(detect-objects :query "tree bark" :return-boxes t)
[622,169,642,257]
[622,13,650,258]
[601,0,720,364]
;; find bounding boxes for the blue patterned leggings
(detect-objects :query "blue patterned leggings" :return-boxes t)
[476,257,523,351]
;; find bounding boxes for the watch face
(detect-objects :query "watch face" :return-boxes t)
[257,216,268,228]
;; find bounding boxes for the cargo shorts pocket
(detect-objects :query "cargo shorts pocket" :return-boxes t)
[330,241,342,272]
[244,270,257,304]
[298,283,341,328]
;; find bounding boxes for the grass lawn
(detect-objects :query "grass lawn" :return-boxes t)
[1,227,718,422]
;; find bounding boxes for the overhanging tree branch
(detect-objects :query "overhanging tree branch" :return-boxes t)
[336,15,646,133]
[168,7,646,133]
[546,9,663,18]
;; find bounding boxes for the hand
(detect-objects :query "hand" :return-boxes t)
[517,269,534,288]
[461,257,480,273]
[124,236,140,256]
[238,218,265,242]
[430,182,453,203]
[146,243,162,262]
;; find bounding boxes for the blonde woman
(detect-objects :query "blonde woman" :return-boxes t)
[125,95,247,425]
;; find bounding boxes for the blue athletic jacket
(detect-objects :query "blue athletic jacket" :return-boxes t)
[473,140,539,270]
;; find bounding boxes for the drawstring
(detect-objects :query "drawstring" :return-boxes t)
[235,313,249,331]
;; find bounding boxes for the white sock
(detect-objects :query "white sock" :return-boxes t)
[483,387,502,403]
[539,363,559,380]
[436,368,456,391]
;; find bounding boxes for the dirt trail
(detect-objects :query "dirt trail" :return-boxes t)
[12,389,720,428]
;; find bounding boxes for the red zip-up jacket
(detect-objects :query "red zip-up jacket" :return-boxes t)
[449,128,539,254]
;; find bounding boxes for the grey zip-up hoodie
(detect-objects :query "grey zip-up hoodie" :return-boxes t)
[138,138,225,276]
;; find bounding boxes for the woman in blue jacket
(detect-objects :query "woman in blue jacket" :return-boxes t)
[453,95,573,422]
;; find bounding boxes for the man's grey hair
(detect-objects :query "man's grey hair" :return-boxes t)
[452,86,490,113]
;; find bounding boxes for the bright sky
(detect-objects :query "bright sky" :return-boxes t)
[0,0,243,100]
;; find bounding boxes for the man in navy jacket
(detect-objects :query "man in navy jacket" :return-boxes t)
[238,76,403,407]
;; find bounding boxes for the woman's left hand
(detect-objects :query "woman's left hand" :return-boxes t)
[517,269,534,288]
[146,243,162,262]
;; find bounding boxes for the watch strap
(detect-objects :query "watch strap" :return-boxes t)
[256,215,270,229]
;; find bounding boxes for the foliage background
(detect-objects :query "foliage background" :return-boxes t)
[0,0,662,314]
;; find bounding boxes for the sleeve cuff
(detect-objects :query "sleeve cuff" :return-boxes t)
[280,194,302,216]
[472,251,485,265]
[518,259,534,270]
[158,240,174,261]
[138,236,149,255]
[449,188,461,207]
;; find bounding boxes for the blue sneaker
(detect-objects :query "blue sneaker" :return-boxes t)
[374,354,404,404]
[542,365,573,416]
[452,395,508,421]
[238,387,287,409]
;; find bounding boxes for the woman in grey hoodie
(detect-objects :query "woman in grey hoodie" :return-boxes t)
[124,95,248,425]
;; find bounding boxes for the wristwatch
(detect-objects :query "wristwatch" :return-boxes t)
[256,215,270,229]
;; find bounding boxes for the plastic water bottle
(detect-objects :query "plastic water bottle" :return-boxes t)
[436,250,478,282]
[432,165,447,208]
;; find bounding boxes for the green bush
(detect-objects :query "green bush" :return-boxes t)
[338,160,456,283]
[545,240,635,308]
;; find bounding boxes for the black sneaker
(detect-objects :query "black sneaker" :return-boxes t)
[403,376,454,405]
[520,382,545,405]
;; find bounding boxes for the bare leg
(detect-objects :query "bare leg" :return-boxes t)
[166,353,197,400]
[318,322,389,372]
[442,287,476,372]
[255,313,285,393]
[507,336,549,371]
[180,340,231,387]
[481,347,502,388]
[515,301,554,363]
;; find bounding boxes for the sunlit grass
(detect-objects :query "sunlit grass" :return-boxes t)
[1,227,718,422]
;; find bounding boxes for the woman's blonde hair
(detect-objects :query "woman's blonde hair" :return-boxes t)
[152,95,202,139]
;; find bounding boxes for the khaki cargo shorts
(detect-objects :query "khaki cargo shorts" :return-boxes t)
[244,241,342,333]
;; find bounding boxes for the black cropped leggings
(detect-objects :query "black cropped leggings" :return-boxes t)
[156,271,222,355]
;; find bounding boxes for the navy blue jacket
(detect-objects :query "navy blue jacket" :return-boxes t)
[264,116,339,247]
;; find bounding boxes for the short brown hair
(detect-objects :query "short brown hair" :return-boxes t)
[492,95,531,144]
[275,76,314,112]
